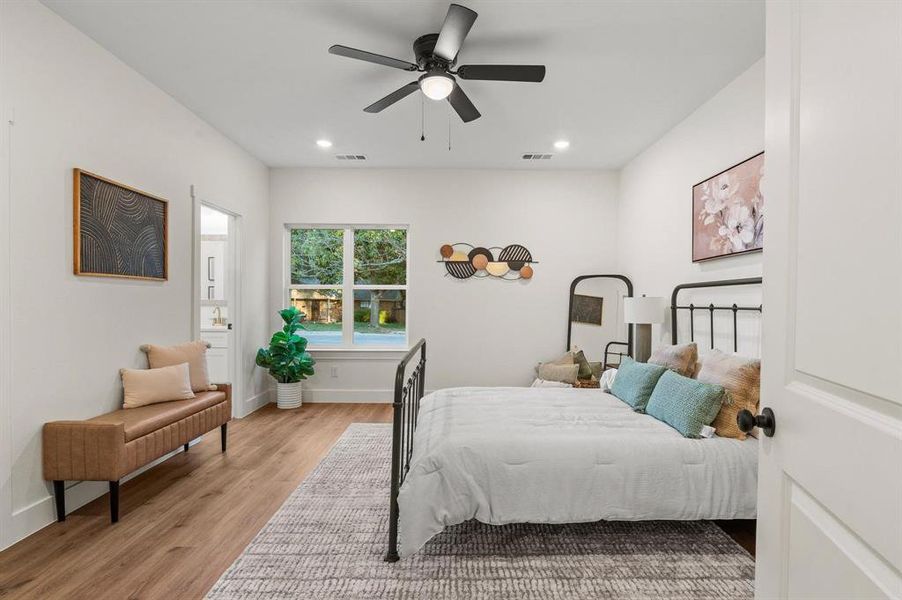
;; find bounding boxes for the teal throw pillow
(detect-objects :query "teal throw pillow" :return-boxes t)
[645,370,725,438]
[609,357,667,412]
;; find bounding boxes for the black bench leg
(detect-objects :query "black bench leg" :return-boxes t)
[53,480,65,522]
[184,442,189,452]
[109,480,119,523]
[221,423,228,452]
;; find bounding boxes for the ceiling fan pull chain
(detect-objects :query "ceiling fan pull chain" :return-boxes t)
[420,95,426,142]
[448,105,452,151]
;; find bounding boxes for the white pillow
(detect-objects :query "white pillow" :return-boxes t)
[599,368,618,392]
[531,378,573,388]
[121,362,195,409]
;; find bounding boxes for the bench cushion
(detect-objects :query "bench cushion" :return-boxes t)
[88,391,226,442]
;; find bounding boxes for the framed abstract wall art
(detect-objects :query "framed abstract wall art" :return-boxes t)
[570,294,604,326]
[692,151,764,262]
[73,169,168,280]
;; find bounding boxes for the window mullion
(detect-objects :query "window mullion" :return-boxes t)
[342,228,354,346]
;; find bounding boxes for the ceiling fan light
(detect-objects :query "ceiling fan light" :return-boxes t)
[419,72,455,101]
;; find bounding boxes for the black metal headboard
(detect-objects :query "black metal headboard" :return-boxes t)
[670,277,763,352]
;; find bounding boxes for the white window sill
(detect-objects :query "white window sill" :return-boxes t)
[308,347,409,361]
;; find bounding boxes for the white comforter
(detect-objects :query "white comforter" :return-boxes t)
[397,387,758,558]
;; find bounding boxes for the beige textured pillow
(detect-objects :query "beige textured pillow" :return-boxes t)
[535,352,574,375]
[648,342,698,377]
[536,363,579,385]
[144,340,212,392]
[121,363,195,409]
[696,350,761,440]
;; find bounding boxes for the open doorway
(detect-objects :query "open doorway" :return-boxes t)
[197,204,239,415]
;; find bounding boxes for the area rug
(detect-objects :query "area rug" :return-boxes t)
[207,423,754,600]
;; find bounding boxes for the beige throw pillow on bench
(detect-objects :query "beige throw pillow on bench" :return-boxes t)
[143,340,213,392]
[121,363,195,409]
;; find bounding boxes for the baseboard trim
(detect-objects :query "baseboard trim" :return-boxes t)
[241,389,272,417]
[5,435,202,551]
[303,389,393,403]
[301,388,437,404]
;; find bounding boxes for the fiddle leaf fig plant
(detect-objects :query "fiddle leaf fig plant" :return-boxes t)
[255,306,316,384]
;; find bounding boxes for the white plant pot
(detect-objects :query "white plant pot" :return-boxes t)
[276,381,303,409]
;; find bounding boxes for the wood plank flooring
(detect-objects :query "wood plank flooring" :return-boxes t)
[0,403,755,599]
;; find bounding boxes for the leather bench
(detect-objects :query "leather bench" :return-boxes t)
[43,384,231,523]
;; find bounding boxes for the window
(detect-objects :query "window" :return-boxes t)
[288,225,408,349]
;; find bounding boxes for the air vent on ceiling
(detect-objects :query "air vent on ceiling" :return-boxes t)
[336,154,367,161]
[521,153,553,160]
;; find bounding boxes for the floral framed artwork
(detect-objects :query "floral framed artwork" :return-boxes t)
[692,152,764,262]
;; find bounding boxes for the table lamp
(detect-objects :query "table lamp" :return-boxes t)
[623,296,665,363]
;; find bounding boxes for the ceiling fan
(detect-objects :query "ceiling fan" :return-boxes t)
[328,3,546,123]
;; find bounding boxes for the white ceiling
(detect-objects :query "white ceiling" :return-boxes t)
[43,0,764,169]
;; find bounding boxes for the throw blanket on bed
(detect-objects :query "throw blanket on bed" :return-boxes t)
[397,387,758,558]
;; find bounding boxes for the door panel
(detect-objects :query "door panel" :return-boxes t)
[759,1,902,598]
[792,0,901,401]
[787,484,894,599]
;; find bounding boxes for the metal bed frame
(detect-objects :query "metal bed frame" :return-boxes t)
[385,338,426,562]
[385,276,762,562]
[670,277,763,348]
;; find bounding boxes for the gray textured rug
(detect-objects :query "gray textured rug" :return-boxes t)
[208,423,754,600]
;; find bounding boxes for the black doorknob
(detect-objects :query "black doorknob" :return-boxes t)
[737,407,776,438]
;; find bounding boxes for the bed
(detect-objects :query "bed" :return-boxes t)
[385,277,763,561]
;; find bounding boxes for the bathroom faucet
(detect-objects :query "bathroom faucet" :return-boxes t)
[212,306,226,326]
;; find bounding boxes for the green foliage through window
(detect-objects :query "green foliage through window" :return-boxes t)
[354,229,407,285]
[290,228,343,285]
[288,226,407,347]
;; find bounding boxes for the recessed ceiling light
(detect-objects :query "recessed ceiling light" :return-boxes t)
[553,140,570,150]
[316,139,333,148]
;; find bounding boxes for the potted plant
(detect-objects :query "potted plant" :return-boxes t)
[256,307,316,409]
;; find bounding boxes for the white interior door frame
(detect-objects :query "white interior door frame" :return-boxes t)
[0,95,14,550]
[192,188,243,418]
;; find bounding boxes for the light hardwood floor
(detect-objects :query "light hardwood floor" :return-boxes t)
[0,403,391,600]
[0,402,755,599]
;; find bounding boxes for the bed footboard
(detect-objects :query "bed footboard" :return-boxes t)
[385,338,427,562]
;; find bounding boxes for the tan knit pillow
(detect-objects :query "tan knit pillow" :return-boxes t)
[535,352,574,375]
[144,340,213,392]
[648,343,698,377]
[696,350,761,439]
[536,363,580,385]
[121,363,195,409]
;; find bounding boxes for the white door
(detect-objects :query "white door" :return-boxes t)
[758,1,902,598]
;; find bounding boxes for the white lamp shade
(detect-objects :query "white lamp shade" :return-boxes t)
[623,296,665,324]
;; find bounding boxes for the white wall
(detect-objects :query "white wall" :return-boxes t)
[0,1,271,549]
[269,169,620,401]
[617,60,765,351]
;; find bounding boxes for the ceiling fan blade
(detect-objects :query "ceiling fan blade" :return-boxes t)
[433,4,478,62]
[329,45,418,71]
[457,64,546,82]
[447,84,481,123]
[364,82,420,113]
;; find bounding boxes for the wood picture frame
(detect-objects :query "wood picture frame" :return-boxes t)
[73,169,169,281]
[691,151,765,263]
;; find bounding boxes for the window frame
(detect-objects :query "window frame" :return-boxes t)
[285,224,409,350]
